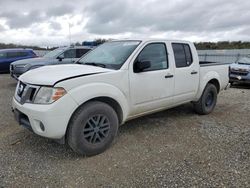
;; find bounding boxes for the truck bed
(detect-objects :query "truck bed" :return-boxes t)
[199,61,231,67]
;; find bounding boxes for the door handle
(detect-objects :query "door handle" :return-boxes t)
[191,71,198,75]
[165,74,174,78]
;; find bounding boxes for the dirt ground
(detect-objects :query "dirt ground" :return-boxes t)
[0,74,249,187]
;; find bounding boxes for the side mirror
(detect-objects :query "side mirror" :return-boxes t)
[134,60,151,73]
[57,54,64,61]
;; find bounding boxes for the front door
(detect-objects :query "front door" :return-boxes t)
[129,42,174,115]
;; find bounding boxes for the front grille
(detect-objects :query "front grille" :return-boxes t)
[15,81,40,104]
[230,71,248,76]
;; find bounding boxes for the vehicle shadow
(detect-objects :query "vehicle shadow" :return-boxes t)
[12,103,196,159]
[119,103,194,133]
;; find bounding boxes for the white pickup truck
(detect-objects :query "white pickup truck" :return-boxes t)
[12,39,229,156]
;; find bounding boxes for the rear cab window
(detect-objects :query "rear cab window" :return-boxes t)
[172,43,193,68]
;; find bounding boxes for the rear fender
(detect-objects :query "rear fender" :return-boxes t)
[194,71,220,101]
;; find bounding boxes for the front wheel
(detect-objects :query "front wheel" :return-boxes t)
[193,83,218,115]
[67,101,119,156]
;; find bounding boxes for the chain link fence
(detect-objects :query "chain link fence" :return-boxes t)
[198,49,250,64]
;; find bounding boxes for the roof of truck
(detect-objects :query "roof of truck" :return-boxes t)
[56,46,92,50]
[111,38,191,43]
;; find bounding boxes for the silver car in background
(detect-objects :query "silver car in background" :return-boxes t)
[10,46,91,79]
[230,57,250,84]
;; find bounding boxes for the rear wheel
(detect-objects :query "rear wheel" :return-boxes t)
[67,101,119,156]
[193,83,218,115]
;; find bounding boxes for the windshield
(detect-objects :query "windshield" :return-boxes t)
[77,41,141,70]
[237,57,250,65]
[43,48,65,58]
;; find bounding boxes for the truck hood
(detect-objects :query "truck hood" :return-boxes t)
[230,63,250,70]
[19,64,113,86]
[231,57,250,70]
[11,57,54,66]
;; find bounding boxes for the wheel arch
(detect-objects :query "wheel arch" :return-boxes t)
[64,96,124,143]
[194,70,222,101]
[87,96,123,124]
[208,78,220,93]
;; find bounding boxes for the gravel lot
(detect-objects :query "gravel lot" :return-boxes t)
[0,74,249,187]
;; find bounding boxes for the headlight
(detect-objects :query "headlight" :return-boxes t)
[34,87,66,104]
[15,64,28,68]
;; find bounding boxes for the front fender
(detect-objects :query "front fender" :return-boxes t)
[68,83,129,122]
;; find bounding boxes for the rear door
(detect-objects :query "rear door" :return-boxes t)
[172,43,199,102]
[129,42,175,115]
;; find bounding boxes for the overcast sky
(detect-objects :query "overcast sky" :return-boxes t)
[0,0,249,47]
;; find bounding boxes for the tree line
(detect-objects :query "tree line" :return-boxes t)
[194,41,250,50]
[1,40,250,50]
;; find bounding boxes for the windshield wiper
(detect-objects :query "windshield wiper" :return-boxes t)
[83,62,106,68]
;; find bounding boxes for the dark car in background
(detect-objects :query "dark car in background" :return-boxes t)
[0,49,37,73]
[10,46,91,79]
[230,57,250,85]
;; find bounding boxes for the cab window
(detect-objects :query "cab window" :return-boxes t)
[76,49,90,58]
[7,51,29,58]
[172,43,193,68]
[134,43,168,72]
[63,49,76,58]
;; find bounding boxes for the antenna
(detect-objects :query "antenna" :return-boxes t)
[68,22,72,46]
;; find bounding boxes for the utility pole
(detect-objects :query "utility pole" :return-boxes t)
[68,22,72,46]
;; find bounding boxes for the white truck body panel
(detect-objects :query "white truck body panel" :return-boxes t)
[13,39,229,139]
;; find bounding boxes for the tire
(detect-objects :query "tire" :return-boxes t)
[67,101,119,156]
[193,83,218,115]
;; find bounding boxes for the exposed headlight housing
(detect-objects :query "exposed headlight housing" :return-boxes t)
[15,64,28,68]
[34,87,66,104]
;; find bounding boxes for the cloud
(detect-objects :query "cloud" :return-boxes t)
[0,11,46,29]
[84,0,250,34]
[46,4,75,17]
[0,25,5,31]
[49,21,62,30]
[0,0,250,46]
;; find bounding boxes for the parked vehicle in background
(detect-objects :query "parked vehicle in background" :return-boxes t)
[12,39,229,156]
[229,57,250,84]
[0,49,37,73]
[10,46,92,79]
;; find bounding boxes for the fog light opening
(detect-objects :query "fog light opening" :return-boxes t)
[40,122,45,131]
